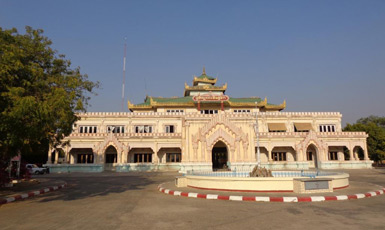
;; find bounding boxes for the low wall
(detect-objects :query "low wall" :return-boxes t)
[116,163,181,172]
[185,172,349,192]
[320,161,373,169]
[45,164,104,173]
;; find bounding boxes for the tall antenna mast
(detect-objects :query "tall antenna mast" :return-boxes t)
[121,37,127,112]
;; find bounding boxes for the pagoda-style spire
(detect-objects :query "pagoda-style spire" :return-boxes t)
[202,66,206,75]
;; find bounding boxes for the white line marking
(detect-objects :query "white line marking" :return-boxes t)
[255,197,270,202]
[174,191,181,196]
[44,188,50,193]
[188,193,198,198]
[356,194,365,199]
[311,196,325,202]
[21,194,29,199]
[33,191,40,195]
[6,197,15,203]
[229,196,243,201]
[53,186,58,190]
[206,194,218,200]
[369,192,377,196]
[164,189,169,194]
[336,195,348,200]
[283,197,298,202]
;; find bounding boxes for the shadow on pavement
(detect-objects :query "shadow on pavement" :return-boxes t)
[36,172,167,203]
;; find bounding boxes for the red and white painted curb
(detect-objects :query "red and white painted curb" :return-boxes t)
[0,183,67,205]
[158,184,385,202]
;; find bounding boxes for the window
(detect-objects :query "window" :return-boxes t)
[329,152,338,161]
[134,153,152,163]
[307,152,313,161]
[79,126,97,133]
[166,109,184,113]
[272,152,286,161]
[319,125,336,132]
[234,109,250,113]
[135,125,153,133]
[165,125,175,133]
[166,153,181,162]
[77,154,94,163]
[107,125,125,133]
[200,110,218,114]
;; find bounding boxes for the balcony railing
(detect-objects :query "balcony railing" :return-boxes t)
[76,111,342,118]
[69,132,182,138]
[258,132,367,138]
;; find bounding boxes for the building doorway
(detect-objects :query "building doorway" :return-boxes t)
[306,144,318,168]
[105,146,118,171]
[212,141,228,171]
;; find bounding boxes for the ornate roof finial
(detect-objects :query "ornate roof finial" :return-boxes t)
[202,66,206,75]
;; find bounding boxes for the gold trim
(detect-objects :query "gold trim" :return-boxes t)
[193,76,217,85]
[264,100,286,110]
[184,83,227,96]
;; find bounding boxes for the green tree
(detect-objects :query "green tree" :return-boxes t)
[344,117,385,164]
[0,26,98,162]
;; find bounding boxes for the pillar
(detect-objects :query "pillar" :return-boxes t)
[338,150,344,161]
[348,146,354,161]
[267,147,272,162]
[185,122,190,162]
[47,147,53,164]
[65,146,69,164]
[363,144,369,160]
[235,140,240,162]
[54,150,58,164]
[201,141,206,162]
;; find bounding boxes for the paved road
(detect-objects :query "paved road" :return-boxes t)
[1,169,385,230]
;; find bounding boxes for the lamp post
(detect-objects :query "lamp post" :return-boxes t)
[255,102,261,167]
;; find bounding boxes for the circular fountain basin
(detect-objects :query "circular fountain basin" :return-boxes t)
[184,171,349,192]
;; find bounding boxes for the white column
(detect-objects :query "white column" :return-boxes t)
[47,147,52,164]
[54,150,58,164]
[363,144,369,160]
[338,151,344,161]
[347,145,354,161]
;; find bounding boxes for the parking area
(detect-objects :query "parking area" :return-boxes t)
[0,169,385,230]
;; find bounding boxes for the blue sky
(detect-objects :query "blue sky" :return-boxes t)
[1,0,384,125]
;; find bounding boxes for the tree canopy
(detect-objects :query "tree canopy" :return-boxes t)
[344,116,385,164]
[0,26,98,161]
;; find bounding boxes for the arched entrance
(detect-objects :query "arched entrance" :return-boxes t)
[105,146,117,163]
[306,144,319,168]
[353,146,365,160]
[212,141,228,171]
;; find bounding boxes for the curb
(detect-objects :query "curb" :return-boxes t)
[0,183,67,206]
[157,184,385,202]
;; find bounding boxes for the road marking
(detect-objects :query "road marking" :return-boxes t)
[283,197,298,202]
[174,191,181,196]
[229,196,243,201]
[255,197,270,202]
[206,194,218,200]
[188,193,198,198]
[356,194,365,199]
[311,196,325,202]
[336,195,348,200]
[6,197,15,203]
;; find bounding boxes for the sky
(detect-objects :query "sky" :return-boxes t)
[1,0,384,125]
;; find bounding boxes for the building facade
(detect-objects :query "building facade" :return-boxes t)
[46,69,372,173]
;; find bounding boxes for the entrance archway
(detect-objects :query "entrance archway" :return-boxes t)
[353,146,365,160]
[105,145,117,163]
[212,141,228,170]
[306,144,319,168]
